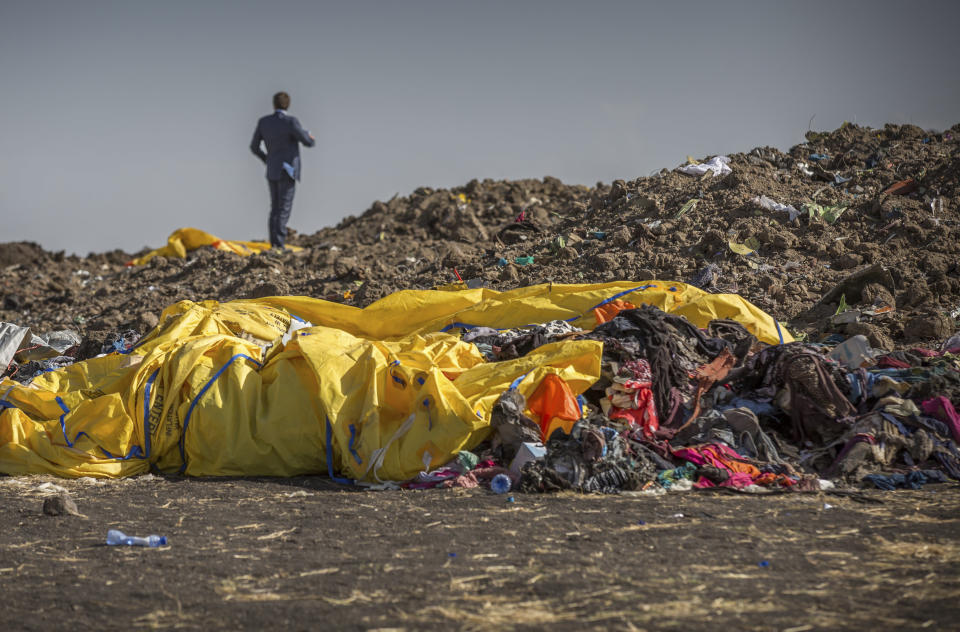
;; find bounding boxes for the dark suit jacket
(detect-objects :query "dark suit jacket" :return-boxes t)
[250,110,315,181]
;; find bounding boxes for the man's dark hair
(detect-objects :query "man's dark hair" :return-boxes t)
[273,92,290,110]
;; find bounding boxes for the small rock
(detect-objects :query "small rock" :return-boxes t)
[3,294,23,310]
[609,179,627,201]
[758,274,780,291]
[555,247,578,262]
[500,264,519,283]
[610,226,633,247]
[904,312,954,342]
[333,256,359,277]
[42,492,83,517]
[835,253,863,270]
[593,253,619,272]
[772,231,798,249]
[844,322,894,351]
[441,245,471,268]
[249,281,288,299]
[860,283,896,309]
[139,311,159,331]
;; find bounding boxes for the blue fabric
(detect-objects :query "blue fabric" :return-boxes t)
[880,412,913,437]
[724,397,778,417]
[268,177,296,248]
[847,373,863,403]
[863,469,947,490]
[325,417,354,485]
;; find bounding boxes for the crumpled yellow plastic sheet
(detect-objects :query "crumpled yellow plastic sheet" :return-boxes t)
[0,281,790,480]
[127,227,301,266]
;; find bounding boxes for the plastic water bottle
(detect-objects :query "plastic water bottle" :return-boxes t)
[490,473,511,494]
[106,529,167,547]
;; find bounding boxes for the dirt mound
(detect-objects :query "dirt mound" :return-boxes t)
[0,241,55,268]
[1,122,958,348]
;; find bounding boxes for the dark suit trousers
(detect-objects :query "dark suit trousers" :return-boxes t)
[268,177,296,248]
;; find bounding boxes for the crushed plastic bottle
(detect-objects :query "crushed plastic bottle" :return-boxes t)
[106,529,167,547]
[490,473,512,494]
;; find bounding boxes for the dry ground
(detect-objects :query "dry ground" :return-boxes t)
[2,476,959,631]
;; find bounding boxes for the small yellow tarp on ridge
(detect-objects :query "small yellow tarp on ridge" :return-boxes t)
[0,281,790,480]
[127,227,301,266]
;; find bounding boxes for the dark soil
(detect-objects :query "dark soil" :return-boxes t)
[3,476,959,631]
[2,122,959,350]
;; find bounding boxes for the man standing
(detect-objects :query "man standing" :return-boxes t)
[250,91,315,249]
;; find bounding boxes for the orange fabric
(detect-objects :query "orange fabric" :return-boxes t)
[682,348,737,426]
[593,299,636,325]
[526,374,581,441]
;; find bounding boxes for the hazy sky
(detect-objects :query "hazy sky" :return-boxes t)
[2,1,959,255]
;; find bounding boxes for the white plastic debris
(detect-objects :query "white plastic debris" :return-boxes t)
[282,318,315,345]
[753,195,801,221]
[509,442,547,476]
[677,156,732,177]
[0,322,31,373]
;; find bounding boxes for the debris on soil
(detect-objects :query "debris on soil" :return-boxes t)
[1,121,959,498]
[1,122,957,348]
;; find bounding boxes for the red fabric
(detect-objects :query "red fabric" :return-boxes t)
[876,356,911,368]
[608,359,659,438]
[609,391,659,438]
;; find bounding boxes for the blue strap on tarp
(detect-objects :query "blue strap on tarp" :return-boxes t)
[443,284,659,331]
[55,396,145,460]
[582,284,657,312]
[178,353,262,474]
[423,398,433,430]
[509,373,528,390]
[348,424,362,465]
[774,319,784,345]
[325,416,354,484]
[142,368,160,459]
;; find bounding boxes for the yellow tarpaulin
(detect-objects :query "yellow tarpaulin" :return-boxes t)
[127,227,301,266]
[0,281,790,480]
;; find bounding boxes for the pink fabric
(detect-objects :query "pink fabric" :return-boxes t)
[695,472,755,489]
[921,397,960,444]
[673,444,762,489]
[443,465,515,489]
[673,443,744,468]
[912,348,939,358]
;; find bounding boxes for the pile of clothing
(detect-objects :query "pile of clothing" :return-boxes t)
[411,304,960,494]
